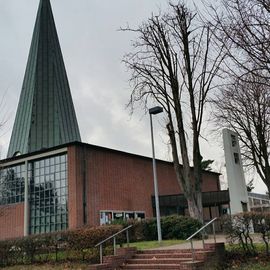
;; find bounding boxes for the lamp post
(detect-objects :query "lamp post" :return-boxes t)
[149,106,163,243]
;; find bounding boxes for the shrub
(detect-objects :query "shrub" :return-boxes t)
[0,240,14,266]
[222,212,270,255]
[222,212,256,255]
[161,215,202,240]
[113,215,202,242]
[64,225,122,261]
[251,212,270,255]
[0,224,122,266]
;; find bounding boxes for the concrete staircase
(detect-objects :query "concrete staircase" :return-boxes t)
[120,248,215,270]
[89,243,225,270]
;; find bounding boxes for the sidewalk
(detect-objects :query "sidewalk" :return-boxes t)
[153,234,227,250]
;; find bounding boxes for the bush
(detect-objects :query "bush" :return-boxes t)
[222,212,270,256]
[0,224,122,267]
[64,225,122,261]
[162,215,202,239]
[113,215,202,242]
[222,212,256,255]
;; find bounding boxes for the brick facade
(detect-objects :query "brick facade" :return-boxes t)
[0,203,24,240]
[67,144,221,228]
[0,142,222,239]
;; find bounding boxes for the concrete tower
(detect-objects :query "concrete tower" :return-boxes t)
[223,129,250,214]
[7,0,81,158]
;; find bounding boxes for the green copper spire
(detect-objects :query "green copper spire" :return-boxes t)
[8,0,81,157]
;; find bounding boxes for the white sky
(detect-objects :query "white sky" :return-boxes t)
[0,0,267,194]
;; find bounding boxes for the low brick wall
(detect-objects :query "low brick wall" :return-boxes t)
[88,247,137,270]
[202,243,225,269]
[205,243,225,257]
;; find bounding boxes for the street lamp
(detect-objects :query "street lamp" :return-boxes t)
[149,106,163,243]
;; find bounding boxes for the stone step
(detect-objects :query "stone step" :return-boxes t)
[121,261,204,270]
[137,248,205,254]
[126,258,194,264]
[120,263,185,269]
[134,250,213,259]
[134,254,193,259]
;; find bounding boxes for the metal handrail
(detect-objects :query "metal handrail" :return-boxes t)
[95,225,133,264]
[186,217,218,262]
[186,217,218,240]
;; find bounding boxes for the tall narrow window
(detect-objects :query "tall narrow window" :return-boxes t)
[29,154,68,234]
[234,153,239,164]
[231,134,237,147]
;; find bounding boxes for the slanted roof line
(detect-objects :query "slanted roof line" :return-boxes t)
[7,0,81,158]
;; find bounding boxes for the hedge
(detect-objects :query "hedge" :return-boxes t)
[113,215,202,242]
[0,225,122,267]
[0,215,203,267]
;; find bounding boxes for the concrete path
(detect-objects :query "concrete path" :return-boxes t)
[153,234,227,250]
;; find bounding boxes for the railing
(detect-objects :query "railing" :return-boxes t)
[186,217,218,262]
[95,225,133,264]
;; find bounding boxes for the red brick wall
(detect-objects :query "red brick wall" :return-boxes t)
[0,203,24,240]
[68,146,85,229]
[68,145,220,228]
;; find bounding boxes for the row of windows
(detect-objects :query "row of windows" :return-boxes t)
[0,164,25,205]
[0,186,25,195]
[0,195,24,205]
[30,205,67,215]
[30,214,68,226]
[0,154,68,235]
[33,164,67,176]
[30,196,67,206]
[0,164,25,176]
[30,187,68,197]
[30,180,67,191]
[29,154,68,235]
[30,223,68,234]
[33,155,67,169]
[0,176,25,185]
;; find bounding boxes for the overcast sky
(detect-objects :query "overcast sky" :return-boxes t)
[0,0,267,194]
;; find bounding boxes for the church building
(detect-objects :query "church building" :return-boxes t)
[0,0,229,240]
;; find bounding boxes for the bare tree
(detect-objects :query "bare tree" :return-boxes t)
[212,74,270,196]
[122,2,224,221]
[207,0,270,195]
[208,0,270,80]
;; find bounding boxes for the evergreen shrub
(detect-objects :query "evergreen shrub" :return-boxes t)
[113,215,202,241]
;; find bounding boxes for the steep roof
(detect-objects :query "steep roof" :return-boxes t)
[7,0,81,158]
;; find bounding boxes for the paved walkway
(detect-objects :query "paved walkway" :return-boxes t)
[153,234,227,250]
[153,233,264,250]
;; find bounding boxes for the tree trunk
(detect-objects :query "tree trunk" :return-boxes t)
[186,193,203,223]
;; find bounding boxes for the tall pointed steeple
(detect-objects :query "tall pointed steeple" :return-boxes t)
[8,0,81,158]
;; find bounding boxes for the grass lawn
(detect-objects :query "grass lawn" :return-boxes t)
[122,239,186,250]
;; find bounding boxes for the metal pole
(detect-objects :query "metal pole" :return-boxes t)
[202,228,205,249]
[24,160,29,236]
[113,237,116,255]
[126,230,130,247]
[212,222,216,244]
[150,114,162,243]
[190,239,195,262]
[100,245,103,264]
